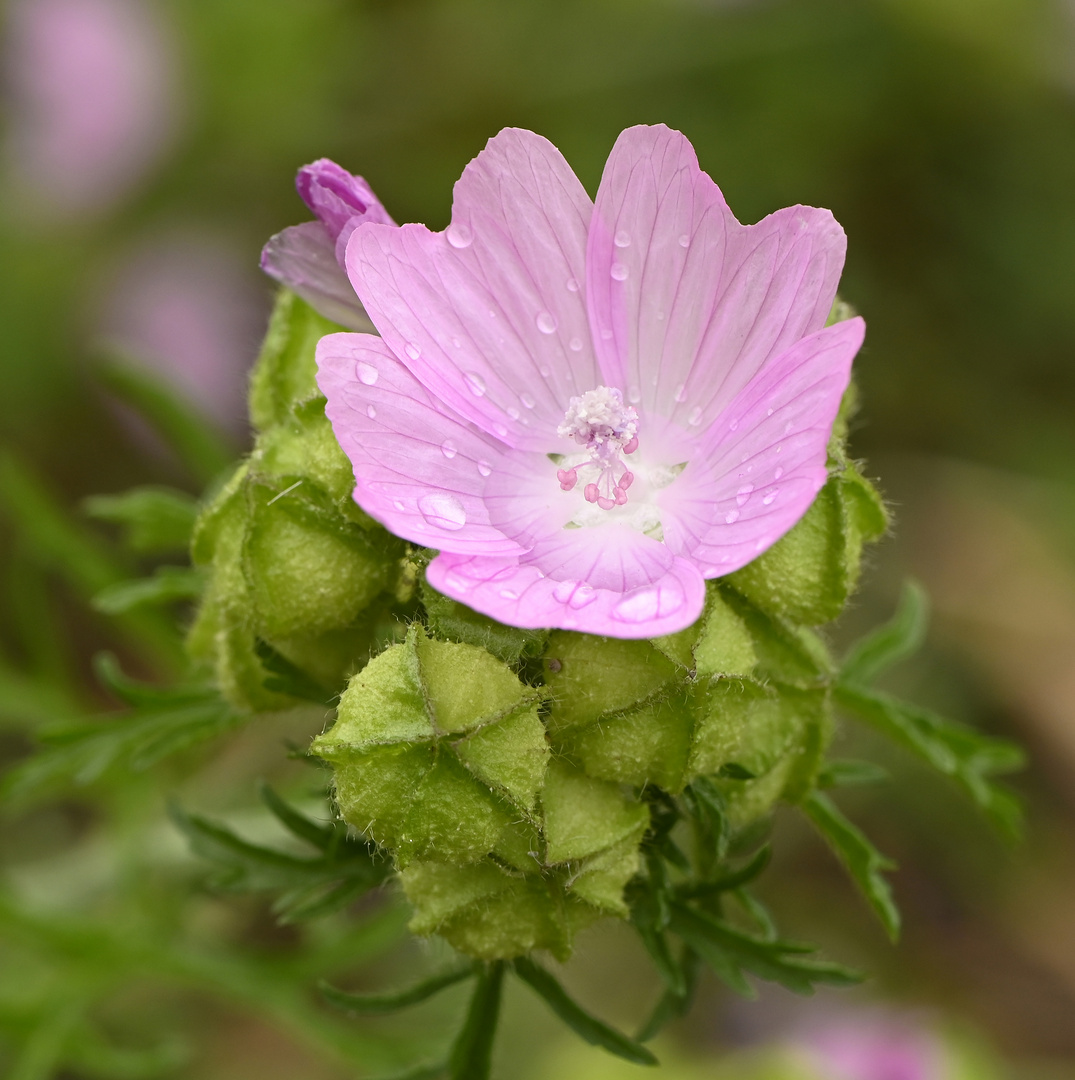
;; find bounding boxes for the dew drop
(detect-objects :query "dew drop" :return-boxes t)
[610,263,629,281]
[775,445,782,454]
[774,466,783,480]
[452,337,462,348]
[729,419,739,432]
[569,337,583,352]
[536,311,558,334]
[499,589,519,600]
[628,385,641,404]
[784,421,794,434]
[566,277,579,292]
[725,510,740,524]
[366,405,377,419]
[440,439,457,459]
[494,423,508,437]
[736,484,754,506]
[612,583,685,624]
[477,460,492,477]
[520,392,536,409]
[507,407,520,420]
[678,234,690,248]
[464,372,487,397]
[569,585,598,610]
[601,328,614,341]
[614,229,631,248]
[656,310,666,321]
[763,489,778,505]
[539,365,551,377]
[356,360,378,385]
[446,222,473,248]
[553,580,578,603]
[404,342,421,361]
[393,500,406,511]
[688,406,703,426]
[766,407,774,417]
[418,493,467,531]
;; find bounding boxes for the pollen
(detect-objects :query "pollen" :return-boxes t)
[557,386,639,510]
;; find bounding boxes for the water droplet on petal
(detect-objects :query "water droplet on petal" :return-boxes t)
[569,585,597,610]
[366,405,377,419]
[418,493,467,531]
[569,337,583,352]
[736,484,754,506]
[678,234,690,248]
[356,360,378,385]
[464,372,487,397]
[404,342,421,361]
[628,385,641,404]
[477,460,492,477]
[784,421,794,434]
[612,582,685,623]
[440,440,457,459]
[688,406,703,426]
[520,393,536,409]
[766,407,774,417]
[763,489,778,505]
[610,263,629,281]
[507,406,520,420]
[452,337,462,348]
[446,222,473,248]
[499,589,519,600]
[494,423,508,437]
[774,466,783,480]
[539,365,551,377]
[553,580,578,603]
[566,277,579,292]
[729,419,739,432]
[656,310,665,321]
[393,500,406,511]
[725,510,740,524]
[536,311,558,334]
[601,328,613,341]
[674,384,687,403]
[614,229,631,248]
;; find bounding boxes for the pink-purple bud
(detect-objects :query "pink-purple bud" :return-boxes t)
[295,159,395,264]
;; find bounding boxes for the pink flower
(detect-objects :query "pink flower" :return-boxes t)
[804,1016,946,1080]
[4,0,178,216]
[317,125,864,638]
[261,159,394,331]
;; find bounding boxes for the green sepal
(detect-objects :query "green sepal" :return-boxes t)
[726,460,887,626]
[248,290,343,432]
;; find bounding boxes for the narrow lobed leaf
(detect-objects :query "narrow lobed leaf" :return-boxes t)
[320,966,475,1015]
[841,580,929,687]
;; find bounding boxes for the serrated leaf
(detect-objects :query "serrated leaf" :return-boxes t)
[803,791,900,941]
[835,683,1025,837]
[512,957,658,1066]
[92,567,205,614]
[320,965,475,1015]
[668,903,861,996]
[677,845,771,900]
[634,948,699,1043]
[83,487,199,555]
[448,962,504,1080]
[841,581,929,686]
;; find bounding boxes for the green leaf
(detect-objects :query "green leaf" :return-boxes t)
[668,903,862,997]
[802,791,900,941]
[96,358,234,486]
[259,782,337,851]
[634,948,699,1043]
[834,683,1025,837]
[841,581,929,686]
[254,639,334,704]
[818,759,889,788]
[448,962,505,1080]
[92,653,210,708]
[170,800,389,922]
[91,567,205,614]
[320,966,475,1015]
[512,957,658,1066]
[83,487,199,555]
[676,845,772,900]
[3,691,246,800]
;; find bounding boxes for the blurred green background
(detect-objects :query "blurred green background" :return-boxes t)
[2,0,1075,1077]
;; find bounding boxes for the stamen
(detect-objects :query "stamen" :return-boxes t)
[557,386,640,513]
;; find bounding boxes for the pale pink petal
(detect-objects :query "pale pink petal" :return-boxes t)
[261,223,375,332]
[345,129,599,451]
[316,333,527,556]
[427,540,705,638]
[588,124,845,433]
[658,318,864,575]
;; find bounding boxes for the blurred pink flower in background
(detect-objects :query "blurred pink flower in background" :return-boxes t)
[3,0,179,216]
[799,1013,947,1080]
[98,235,267,431]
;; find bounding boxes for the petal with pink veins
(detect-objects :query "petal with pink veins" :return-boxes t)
[345,129,599,451]
[588,124,845,434]
[316,332,528,556]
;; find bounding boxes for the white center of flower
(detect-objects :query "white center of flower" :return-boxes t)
[555,386,640,511]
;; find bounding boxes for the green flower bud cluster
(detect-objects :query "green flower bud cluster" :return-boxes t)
[187,292,408,711]
[188,289,888,960]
